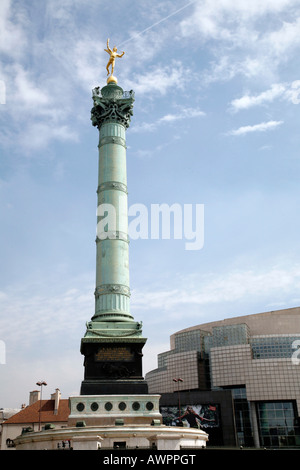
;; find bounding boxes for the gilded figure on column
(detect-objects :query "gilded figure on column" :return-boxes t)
[105,39,125,80]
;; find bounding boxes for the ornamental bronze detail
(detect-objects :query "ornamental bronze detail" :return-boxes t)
[94,284,131,298]
[98,135,127,149]
[97,181,128,194]
[91,88,135,130]
[95,232,129,243]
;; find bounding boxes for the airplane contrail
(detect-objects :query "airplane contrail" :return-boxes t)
[118,0,198,47]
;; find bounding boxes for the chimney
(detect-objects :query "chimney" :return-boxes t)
[51,388,61,415]
[29,390,40,405]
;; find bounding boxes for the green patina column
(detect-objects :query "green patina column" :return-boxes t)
[93,83,133,323]
[80,78,148,395]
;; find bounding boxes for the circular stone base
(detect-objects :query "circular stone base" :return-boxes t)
[14,424,208,450]
[13,394,208,450]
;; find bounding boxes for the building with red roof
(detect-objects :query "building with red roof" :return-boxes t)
[0,389,69,450]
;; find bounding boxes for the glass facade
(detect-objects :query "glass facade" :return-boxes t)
[234,399,254,447]
[174,329,208,354]
[223,387,254,447]
[256,401,300,447]
[251,335,300,359]
[204,324,250,352]
[146,309,300,448]
[158,330,208,368]
[157,350,174,368]
[202,327,300,447]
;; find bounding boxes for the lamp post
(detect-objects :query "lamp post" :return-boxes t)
[36,380,47,431]
[173,378,183,420]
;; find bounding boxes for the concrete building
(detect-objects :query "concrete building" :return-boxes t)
[145,306,300,448]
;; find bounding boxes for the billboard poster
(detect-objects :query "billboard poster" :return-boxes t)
[161,404,219,429]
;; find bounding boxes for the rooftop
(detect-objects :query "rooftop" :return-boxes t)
[4,399,70,425]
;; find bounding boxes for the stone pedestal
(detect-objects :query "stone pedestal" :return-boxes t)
[80,339,148,395]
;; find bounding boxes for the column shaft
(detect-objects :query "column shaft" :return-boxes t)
[93,122,132,322]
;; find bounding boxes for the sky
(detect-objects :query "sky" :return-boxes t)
[1,0,300,408]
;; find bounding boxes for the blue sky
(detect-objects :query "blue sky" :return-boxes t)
[1,0,300,408]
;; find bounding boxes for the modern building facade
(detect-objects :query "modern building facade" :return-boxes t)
[145,306,300,448]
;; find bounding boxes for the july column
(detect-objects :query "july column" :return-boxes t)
[91,83,135,323]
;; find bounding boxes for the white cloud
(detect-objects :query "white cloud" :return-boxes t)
[263,17,300,57]
[132,138,179,159]
[0,2,98,152]
[180,0,300,81]
[202,56,241,85]
[230,81,300,111]
[230,84,286,111]
[132,107,205,133]
[0,0,28,59]
[125,61,187,95]
[13,65,50,109]
[44,0,76,21]
[285,80,300,104]
[180,0,300,43]
[21,123,79,150]
[49,36,106,91]
[160,108,205,122]
[0,51,84,152]
[226,120,284,136]
[0,3,194,152]
[131,264,300,316]
[0,282,92,350]
[0,62,79,150]
[5,263,299,352]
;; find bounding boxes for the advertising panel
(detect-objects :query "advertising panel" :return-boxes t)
[161,404,219,429]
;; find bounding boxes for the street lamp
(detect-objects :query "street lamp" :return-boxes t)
[36,380,47,431]
[173,378,183,421]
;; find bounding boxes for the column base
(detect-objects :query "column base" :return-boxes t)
[80,335,148,396]
[80,379,148,395]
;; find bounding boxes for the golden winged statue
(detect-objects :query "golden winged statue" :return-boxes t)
[104,38,125,81]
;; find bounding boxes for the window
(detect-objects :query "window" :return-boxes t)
[256,401,300,447]
[251,335,300,359]
[113,441,126,449]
